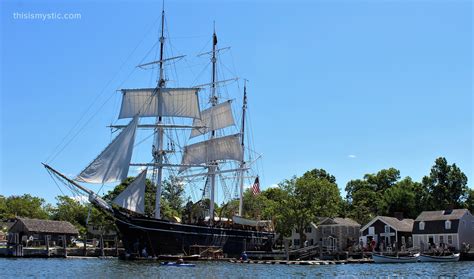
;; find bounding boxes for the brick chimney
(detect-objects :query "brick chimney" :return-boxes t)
[394,212,404,220]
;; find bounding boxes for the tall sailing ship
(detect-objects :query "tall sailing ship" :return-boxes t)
[43,7,275,257]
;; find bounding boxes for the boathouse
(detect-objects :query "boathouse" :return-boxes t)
[359,216,414,252]
[412,209,474,251]
[289,217,360,251]
[8,217,79,247]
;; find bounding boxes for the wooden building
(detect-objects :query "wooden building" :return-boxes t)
[412,209,474,251]
[8,218,79,247]
[360,216,414,252]
[1,220,16,243]
[289,217,360,251]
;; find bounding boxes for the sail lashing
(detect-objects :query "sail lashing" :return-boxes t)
[180,134,243,172]
[112,169,147,214]
[118,88,201,119]
[190,100,235,138]
[76,115,139,184]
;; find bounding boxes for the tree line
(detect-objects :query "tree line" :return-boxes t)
[1,157,473,242]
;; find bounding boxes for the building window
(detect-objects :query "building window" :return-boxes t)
[439,235,444,244]
[305,227,312,233]
[445,220,451,230]
[294,239,300,246]
[310,239,314,246]
[368,226,375,235]
[419,221,425,230]
[401,236,405,245]
[384,225,390,233]
[447,235,453,245]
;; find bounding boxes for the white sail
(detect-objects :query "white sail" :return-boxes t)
[76,116,138,184]
[190,101,235,138]
[180,134,242,171]
[118,88,201,119]
[112,169,147,214]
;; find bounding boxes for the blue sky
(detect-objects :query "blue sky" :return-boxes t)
[1,0,472,204]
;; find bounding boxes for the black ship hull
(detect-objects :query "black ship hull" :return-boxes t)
[112,209,275,257]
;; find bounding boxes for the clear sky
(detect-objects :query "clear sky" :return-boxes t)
[0,0,472,204]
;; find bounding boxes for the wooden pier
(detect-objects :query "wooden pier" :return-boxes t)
[229,258,373,265]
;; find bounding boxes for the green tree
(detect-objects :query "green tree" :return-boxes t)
[281,170,340,247]
[464,189,474,213]
[345,179,383,225]
[49,196,88,232]
[104,176,155,216]
[384,177,418,218]
[364,168,400,192]
[162,176,185,216]
[182,199,217,222]
[422,157,468,209]
[300,169,336,184]
[345,168,403,224]
[0,194,50,219]
[0,195,6,219]
[104,175,184,220]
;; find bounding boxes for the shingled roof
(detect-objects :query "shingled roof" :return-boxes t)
[361,216,414,233]
[318,217,360,226]
[415,209,469,222]
[378,216,414,232]
[12,218,79,235]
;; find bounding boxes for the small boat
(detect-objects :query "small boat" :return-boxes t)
[419,253,460,262]
[372,253,420,263]
[160,262,196,267]
[158,254,200,261]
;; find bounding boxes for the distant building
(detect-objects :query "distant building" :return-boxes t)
[289,222,318,248]
[412,209,474,251]
[360,216,414,252]
[289,217,360,251]
[8,217,79,247]
[87,224,117,237]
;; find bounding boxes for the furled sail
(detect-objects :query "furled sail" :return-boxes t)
[180,134,242,171]
[76,116,138,184]
[112,169,147,214]
[190,100,235,138]
[118,88,201,119]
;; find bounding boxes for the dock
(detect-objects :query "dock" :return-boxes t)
[229,258,373,265]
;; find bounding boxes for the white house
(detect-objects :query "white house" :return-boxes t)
[359,216,414,251]
[412,209,474,251]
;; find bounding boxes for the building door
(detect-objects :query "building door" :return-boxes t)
[428,235,434,249]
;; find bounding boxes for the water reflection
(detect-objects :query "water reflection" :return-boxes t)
[0,259,472,278]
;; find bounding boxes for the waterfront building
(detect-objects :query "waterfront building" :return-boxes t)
[289,217,360,251]
[8,217,79,247]
[359,215,414,252]
[412,209,474,251]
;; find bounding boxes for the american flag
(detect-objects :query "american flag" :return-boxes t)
[252,176,260,196]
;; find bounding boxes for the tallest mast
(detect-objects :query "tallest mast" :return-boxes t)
[208,24,218,222]
[238,81,247,216]
[153,5,166,219]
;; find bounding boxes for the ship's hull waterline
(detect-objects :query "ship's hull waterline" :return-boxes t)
[112,209,275,258]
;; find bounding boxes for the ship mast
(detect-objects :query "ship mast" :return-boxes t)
[208,24,218,223]
[238,81,247,216]
[153,6,166,219]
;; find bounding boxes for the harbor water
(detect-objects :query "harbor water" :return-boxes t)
[1,258,473,278]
